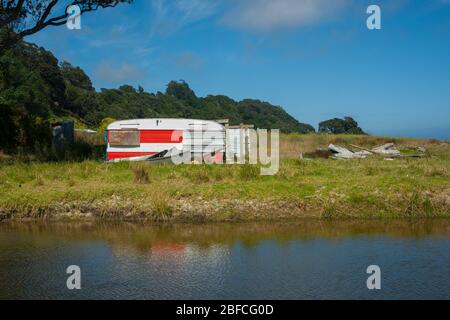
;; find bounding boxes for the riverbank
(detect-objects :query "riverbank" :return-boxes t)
[0,134,449,221]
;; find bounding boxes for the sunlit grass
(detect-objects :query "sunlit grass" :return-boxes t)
[0,134,449,221]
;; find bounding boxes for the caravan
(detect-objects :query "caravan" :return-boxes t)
[106,118,251,163]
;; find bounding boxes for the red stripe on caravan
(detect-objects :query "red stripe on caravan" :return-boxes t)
[140,130,183,143]
[107,152,157,161]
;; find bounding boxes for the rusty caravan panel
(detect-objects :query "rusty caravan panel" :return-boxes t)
[109,130,140,147]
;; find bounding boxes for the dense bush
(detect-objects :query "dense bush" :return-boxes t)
[319,117,366,134]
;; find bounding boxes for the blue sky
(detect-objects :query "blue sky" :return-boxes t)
[27,0,450,139]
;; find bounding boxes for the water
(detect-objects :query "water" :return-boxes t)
[0,220,449,299]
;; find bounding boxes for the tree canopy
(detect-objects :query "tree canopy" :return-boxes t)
[318,117,366,134]
[0,0,132,50]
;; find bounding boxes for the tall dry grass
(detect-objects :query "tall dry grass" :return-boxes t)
[131,163,150,184]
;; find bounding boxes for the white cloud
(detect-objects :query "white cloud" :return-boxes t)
[150,0,220,36]
[221,0,350,32]
[94,61,147,83]
[175,0,220,23]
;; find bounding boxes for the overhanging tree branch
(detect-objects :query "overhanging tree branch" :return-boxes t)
[1,0,132,50]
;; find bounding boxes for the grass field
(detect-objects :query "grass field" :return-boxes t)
[0,134,449,221]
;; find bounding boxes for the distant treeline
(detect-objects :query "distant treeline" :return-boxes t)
[0,41,364,153]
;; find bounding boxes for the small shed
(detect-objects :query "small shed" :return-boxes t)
[52,120,74,151]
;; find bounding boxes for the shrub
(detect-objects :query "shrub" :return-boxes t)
[131,163,150,184]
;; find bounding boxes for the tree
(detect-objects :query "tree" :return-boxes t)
[318,116,366,134]
[60,61,93,91]
[0,41,63,150]
[119,84,136,93]
[166,80,197,106]
[97,116,115,134]
[0,0,132,50]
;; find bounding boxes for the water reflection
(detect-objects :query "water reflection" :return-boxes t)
[1,219,449,251]
[0,219,449,299]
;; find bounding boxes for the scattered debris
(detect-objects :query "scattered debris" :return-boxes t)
[417,146,427,153]
[328,144,371,159]
[328,144,352,156]
[349,144,373,154]
[371,143,401,156]
[307,142,431,160]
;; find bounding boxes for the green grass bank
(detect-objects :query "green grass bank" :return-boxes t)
[0,134,449,221]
